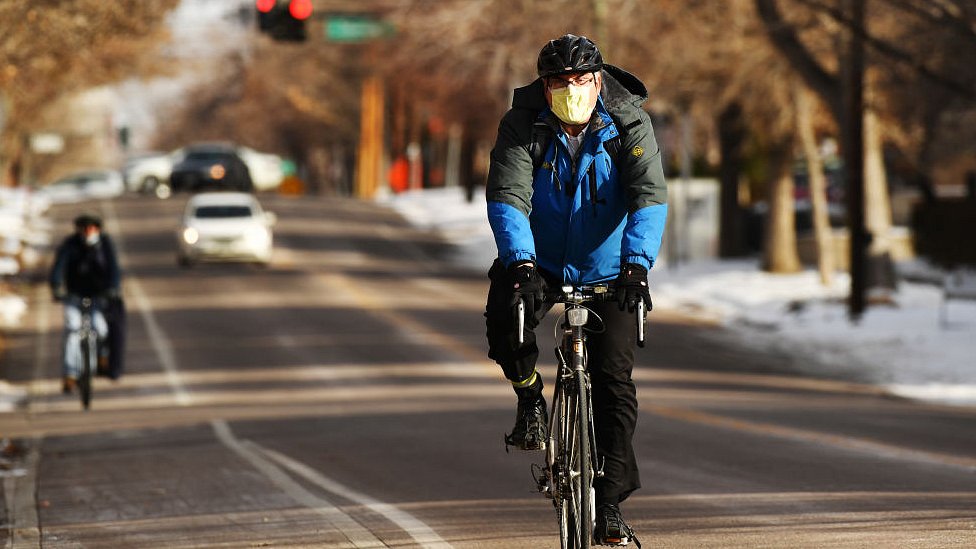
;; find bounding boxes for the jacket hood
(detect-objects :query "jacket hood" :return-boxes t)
[511,64,648,114]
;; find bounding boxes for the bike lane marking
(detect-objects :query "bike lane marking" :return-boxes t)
[210,419,390,548]
[101,200,192,406]
[252,442,454,549]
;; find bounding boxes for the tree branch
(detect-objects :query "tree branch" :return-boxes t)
[795,0,976,100]
[754,0,843,119]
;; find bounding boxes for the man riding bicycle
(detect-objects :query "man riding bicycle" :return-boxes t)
[485,34,667,545]
[49,214,122,393]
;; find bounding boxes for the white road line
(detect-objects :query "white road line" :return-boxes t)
[101,201,191,405]
[124,277,192,405]
[255,443,455,549]
[210,420,387,548]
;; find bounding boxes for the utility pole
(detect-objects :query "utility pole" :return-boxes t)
[843,0,867,321]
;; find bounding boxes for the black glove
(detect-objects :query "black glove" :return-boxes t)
[614,263,652,313]
[509,262,546,329]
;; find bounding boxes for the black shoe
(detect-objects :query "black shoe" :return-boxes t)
[594,504,641,547]
[504,395,548,451]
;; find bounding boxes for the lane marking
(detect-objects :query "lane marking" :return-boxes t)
[211,420,387,548]
[254,443,455,549]
[123,277,192,405]
[101,200,191,405]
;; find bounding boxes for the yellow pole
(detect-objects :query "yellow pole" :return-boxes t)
[355,75,385,198]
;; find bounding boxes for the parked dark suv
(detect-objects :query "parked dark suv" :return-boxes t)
[169,143,253,193]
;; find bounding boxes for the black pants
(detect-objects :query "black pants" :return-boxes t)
[485,259,641,505]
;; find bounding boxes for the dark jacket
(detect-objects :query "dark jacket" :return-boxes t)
[486,64,668,284]
[49,234,121,298]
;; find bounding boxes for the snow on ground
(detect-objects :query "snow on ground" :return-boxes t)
[380,186,976,407]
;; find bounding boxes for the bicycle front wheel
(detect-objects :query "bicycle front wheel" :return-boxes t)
[79,332,95,410]
[573,369,593,549]
[555,371,593,549]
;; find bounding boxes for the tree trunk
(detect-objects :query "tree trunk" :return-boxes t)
[863,102,898,292]
[718,102,748,257]
[864,105,892,239]
[1,133,23,187]
[795,83,835,285]
[762,144,802,273]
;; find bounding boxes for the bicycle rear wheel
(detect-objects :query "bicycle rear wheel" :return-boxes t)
[79,332,95,410]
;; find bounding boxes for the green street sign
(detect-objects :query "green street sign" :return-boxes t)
[324,15,395,42]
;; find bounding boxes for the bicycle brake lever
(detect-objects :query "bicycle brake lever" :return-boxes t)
[636,300,645,348]
[516,298,525,345]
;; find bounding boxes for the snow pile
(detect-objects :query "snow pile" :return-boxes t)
[382,186,976,406]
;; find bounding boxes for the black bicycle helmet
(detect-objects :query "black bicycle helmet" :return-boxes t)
[537,34,603,77]
[73,214,102,229]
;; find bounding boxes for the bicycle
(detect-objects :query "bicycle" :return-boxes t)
[519,285,644,549]
[76,296,99,410]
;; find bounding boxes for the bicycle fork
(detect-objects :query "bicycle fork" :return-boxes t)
[534,335,605,498]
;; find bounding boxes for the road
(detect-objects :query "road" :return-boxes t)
[2,193,975,548]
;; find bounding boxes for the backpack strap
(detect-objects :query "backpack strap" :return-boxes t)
[528,121,553,175]
[605,118,642,163]
[530,114,642,175]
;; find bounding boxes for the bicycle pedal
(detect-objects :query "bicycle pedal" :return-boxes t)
[594,537,628,546]
[530,463,554,498]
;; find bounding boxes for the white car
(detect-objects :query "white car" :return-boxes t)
[177,192,276,266]
[123,151,177,197]
[38,169,125,204]
[237,146,284,191]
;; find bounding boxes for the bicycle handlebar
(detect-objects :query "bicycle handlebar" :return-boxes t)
[515,284,646,347]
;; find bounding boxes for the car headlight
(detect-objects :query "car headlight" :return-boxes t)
[244,226,270,246]
[182,227,199,244]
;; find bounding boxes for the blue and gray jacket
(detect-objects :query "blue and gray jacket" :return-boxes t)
[486,64,668,285]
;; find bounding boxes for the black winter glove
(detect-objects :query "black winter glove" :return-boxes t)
[509,262,546,329]
[614,263,652,313]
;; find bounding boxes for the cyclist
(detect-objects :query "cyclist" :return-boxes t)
[485,34,667,545]
[49,214,122,393]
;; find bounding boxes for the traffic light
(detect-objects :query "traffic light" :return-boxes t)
[256,0,312,42]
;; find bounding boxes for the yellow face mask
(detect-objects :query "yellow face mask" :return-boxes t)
[549,83,595,125]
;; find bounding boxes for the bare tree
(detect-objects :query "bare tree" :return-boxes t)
[0,0,178,186]
[795,82,835,284]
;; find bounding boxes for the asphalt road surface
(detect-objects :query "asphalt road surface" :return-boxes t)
[2,194,975,548]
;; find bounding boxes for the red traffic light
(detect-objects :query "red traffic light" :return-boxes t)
[255,0,276,13]
[289,0,313,20]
